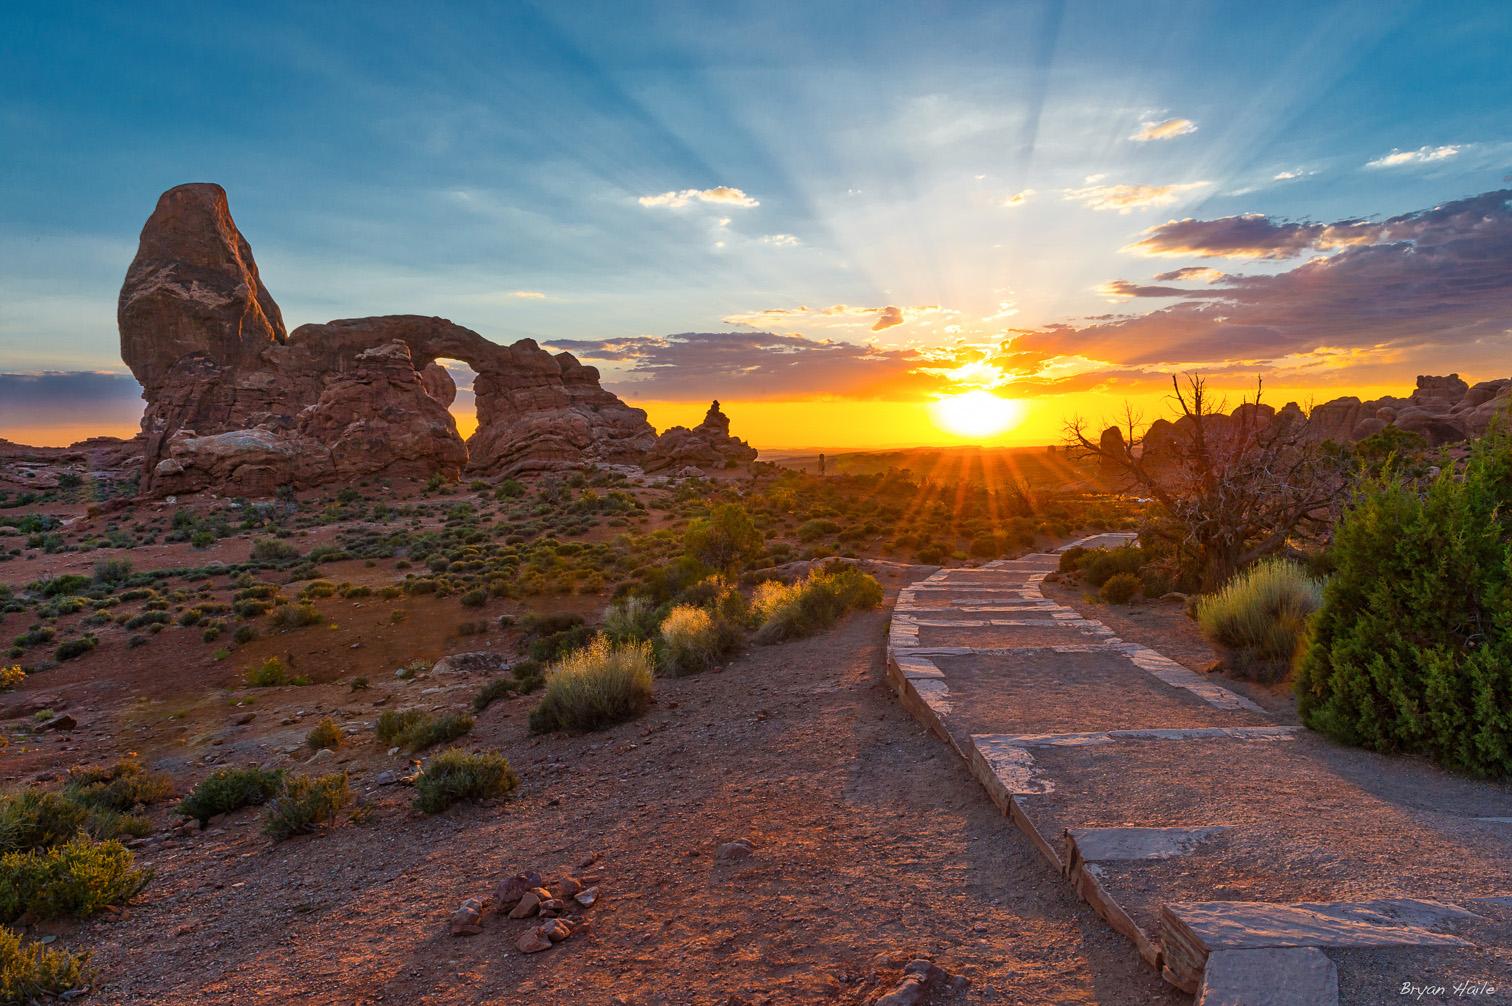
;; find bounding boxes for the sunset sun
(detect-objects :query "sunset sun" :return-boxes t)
[930,389,1025,439]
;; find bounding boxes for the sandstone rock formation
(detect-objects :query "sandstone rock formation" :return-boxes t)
[643,401,758,473]
[118,183,673,494]
[1099,374,1512,480]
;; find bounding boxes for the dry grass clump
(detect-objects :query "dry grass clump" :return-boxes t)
[1197,557,1322,675]
[414,749,519,814]
[752,566,883,644]
[261,773,352,841]
[529,637,654,734]
[375,709,473,752]
[657,604,739,676]
[305,717,343,751]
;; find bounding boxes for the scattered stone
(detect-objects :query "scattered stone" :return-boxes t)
[715,839,754,863]
[36,713,76,732]
[508,890,543,919]
[515,927,552,954]
[540,918,574,943]
[232,712,256,726]
[538,898,564,917]
[374,770,400,786]
[494,871,543,910]
[574,886,599,908]
[449,897,488,936]
[548,876,583,901]
[872,960,951,1006]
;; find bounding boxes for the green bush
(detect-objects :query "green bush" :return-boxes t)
[262,773,351,841]
[250,538,301,563]
[243,656,309,687]
[658,604,739,676]
[305,717,343,751]
[1080,546,1145,588]
[1057,546,1088,573]
[93,557,133,586]
[63,759,173,813]
[0,836,149,922]
[1098,572,1140,604]
[1196,558,1322,675]
[1296,434,1512,777]
[53,636,97,662]
[0,924,94,1002]
[684,503,763,570]
[375,709,473,752]
[602,596,659,643]
[176,767,284,828]
[529,637,654,733]
[752,566,883,644]
[0,792,85,854]
[270,602,322,629]
[414,749,519,814]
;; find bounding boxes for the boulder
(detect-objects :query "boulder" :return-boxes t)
[644,400,757,473]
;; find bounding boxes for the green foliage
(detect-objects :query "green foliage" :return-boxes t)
[0,924,94,1003]
[751,565,884,644]
[53,636,97,662]
[1296,433,1512,777]
[0,792,85,854]
[1354,425,1428,475]
[414,749,519,814]
[1078,545,1146,588]
[305,717,343,751]
[261,773,352,841]
[529,637,654,734]
[1098,572,1140,604]
[0,836,149,922]
[92,557,133,586]
[176,767,284,828]
[63,759,173,813]
[243,656,310,687]
[250,538,301,564]
[684,503,763,571]
[1057,547,1088,573]
[602,596,659,643]
[657,604,740,676]
[375,709,473,752]
[270,602,323,629]
[1197,558,1322,676]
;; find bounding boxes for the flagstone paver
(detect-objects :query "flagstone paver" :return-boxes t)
[884,534,1512,1003]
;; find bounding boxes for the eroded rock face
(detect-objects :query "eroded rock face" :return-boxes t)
[119,185,663,493]
[643,400,758,474]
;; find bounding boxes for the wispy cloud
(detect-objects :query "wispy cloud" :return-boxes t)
[638,186,759,209]
[1063,181,1211,213]
[871,306,904,331]
[998,188,1035,208]
[722,303,953,334]
[509,290,546,299]
[759,233,800,247]
[1366,144,1462,169]
[1153,266,1228,283]
[1130,117,1198,142]
[1124,213,1378,259]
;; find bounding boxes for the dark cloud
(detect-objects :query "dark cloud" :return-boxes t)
[1027,189,1512,368]
[1124,213,1379,259]
[549,331,946,400]
[871,305,905,331]
[0,371,143,443]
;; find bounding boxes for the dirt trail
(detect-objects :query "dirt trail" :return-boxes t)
[78,587,1178,1005]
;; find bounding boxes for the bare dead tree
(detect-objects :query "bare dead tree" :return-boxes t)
[1066,374,1346,590]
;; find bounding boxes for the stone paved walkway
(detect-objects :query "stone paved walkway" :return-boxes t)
[886,535,1512,1004]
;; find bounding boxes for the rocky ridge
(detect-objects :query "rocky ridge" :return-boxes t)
[116,183,754,495]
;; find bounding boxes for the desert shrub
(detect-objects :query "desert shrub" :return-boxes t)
[527,623,595,663]
[528,637,654,734]
[472,677,519,712]
[93,557,133,585]
[602,596,659,643]
[0,924,94,1003]
[0,836,149,922]
[176,767,284,828]
[305,717,343,751]
[243,656,309,687]
[34,575,90,598]
[459,588,487,608]
[752,566,883,644]
[684,503,763,571]
[261,773,352,841]
[1098,572,1140,604]
[1057,546,1088,573]
[657,605,738,676]
[0,792,86,854]
[1296,435,1512,777]
[1196,558,1322,675]
[1080,546,1146,588]
[53,636,97,662]
[63,759,173,813]
[413,749,519,814]
[0,666,21,692]
[270,602,322,629]
[375,709,473,752]
[250,538,301,563]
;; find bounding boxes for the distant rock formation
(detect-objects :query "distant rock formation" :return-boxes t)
[1099,374,1512,479]
[643,401,758,473]
[118,183,685,495]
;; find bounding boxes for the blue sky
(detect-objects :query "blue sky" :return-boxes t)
[2,1,1510,444]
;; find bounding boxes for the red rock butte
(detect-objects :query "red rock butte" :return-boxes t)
[117,183,755,495]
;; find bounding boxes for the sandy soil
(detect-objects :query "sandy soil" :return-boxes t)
[19,588,1183,1005]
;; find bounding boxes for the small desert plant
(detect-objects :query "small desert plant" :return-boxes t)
[1099,572,1140,604]
[529,637,654,734]
[176,767,284,828]
[413,749,519,814]
[1079,546,1146,588]
[63,759,173,813]
[1197,558,1322,673]
[375,709,473,752]
[0,666,22,692]
[0,792,86,854]
[752,566,883,644]
[53,636,97,662]
[93,557,133,586]
[0,836,150,922]
[261,773,352,841]
[657,605,738,676]
[250,538,301,563]
[305,717,343,751]
[602,596,659,643]
[270,602,323,629]
[472,677,520,712]
[0,924,94,1002]
[243,656,309,688]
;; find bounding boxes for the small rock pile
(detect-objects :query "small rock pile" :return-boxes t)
[448,866,602,954]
